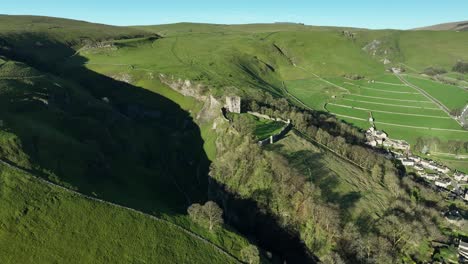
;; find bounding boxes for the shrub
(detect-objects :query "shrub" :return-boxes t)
[453,61,468,73]
[422,67,446,76]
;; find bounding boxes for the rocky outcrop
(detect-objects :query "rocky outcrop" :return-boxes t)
[159,74,223,122]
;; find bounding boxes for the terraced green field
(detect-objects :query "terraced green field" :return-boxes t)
[403,75,468,112]
[290,75,468,146]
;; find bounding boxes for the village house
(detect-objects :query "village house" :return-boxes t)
[435,179,452,189]
[435,166,450,174]
[408,156,421,163]
[413,165,424,171]
[459,240,468,260]
[382,138,410,151]
[397,158,414,166]
[420,160,438,171]
[419,172,440,181]
[454,172,468,182]
[366,140,377,147]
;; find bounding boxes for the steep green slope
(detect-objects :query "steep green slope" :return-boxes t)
[0,163,244,264]
[0,18,260,263]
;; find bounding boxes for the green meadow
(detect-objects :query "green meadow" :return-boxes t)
[403,75,468,111]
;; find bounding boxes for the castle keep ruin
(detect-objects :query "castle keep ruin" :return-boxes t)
[225,96,241,113]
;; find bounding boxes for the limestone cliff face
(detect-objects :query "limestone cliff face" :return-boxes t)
[159,74,223,123]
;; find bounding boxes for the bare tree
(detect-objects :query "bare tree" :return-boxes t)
[187,201,224,231]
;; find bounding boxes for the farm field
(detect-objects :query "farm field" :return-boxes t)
[287,73,468,146]
[402,74,468,112]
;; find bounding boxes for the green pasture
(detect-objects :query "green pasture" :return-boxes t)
[403,75,468,111]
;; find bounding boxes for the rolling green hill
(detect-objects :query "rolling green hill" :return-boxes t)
[0,16,261,264]
[1,15,467,264]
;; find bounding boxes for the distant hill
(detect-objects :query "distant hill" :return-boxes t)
[413,20,468,31]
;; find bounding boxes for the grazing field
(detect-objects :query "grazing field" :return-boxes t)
[254,118,285,140]
[284,77,345,109]
[291,75,468,146]
[402,75,468,112]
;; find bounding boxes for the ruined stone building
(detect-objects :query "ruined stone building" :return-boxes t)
[226,96,241,113]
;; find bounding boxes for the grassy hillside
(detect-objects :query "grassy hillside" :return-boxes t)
[79,22,467,163]
[0,15,154,64]
[0,18,260,263]
[1,16,467,263]
[0,163,246,264]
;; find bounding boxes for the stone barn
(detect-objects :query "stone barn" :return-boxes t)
[226,96,241,113]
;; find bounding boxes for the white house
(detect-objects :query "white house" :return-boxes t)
[435,179,452,189]
[408,156,421,163]
[420,160,438,171]
[374,130,387,139]
[422,173,440,181]
[366,140,377,147]
[401,159,415,166]
[435,166,450,174]
[454,172,468,182]
[459,240,468,259]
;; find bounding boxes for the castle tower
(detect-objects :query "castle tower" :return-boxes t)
[225,96,241,113]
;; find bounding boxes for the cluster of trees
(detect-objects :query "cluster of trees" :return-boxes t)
[422,66,447,76]
[249,97,366,145]
[413,137,468,155]
[208,93,456,263]
[453,61,468,74]
[249,98,389,171]
[211,122,449,262]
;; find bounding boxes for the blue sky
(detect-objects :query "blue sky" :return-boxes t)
[2,0,467,29]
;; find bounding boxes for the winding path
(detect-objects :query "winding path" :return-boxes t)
[0,158,243,264]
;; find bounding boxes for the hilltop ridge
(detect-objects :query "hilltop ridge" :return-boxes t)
[413,20,468,31]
